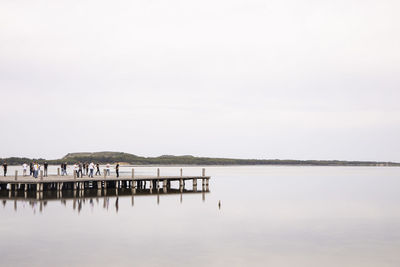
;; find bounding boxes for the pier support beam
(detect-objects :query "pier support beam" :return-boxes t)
[193,178,197,191]
[132,181,136,194]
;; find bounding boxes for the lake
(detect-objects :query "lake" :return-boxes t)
[1,166,399,266]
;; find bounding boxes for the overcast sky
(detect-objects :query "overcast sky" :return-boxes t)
[1,0,399,161]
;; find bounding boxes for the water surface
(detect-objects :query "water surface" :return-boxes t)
[1,166,399,266]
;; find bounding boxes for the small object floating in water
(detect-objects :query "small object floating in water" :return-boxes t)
[218,200,221,209]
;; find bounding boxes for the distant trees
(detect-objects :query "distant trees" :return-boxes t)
[0,152,398,166]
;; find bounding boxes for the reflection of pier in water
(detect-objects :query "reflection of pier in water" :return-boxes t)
[0,186,210,213]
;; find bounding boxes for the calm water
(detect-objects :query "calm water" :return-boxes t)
[1,166,400,267]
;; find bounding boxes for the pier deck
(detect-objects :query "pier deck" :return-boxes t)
[0,168,211,193]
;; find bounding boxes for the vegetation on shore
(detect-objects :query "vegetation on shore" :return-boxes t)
[0,152,399,166]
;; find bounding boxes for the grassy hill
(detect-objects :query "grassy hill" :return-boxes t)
[0,151,399,166]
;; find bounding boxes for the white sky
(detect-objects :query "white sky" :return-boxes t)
[1,0,399,161]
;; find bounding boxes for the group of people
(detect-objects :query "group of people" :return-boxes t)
[1,162,120,178]
[70,162,120,178]
[22,162,48,178]
[1,162,49,178]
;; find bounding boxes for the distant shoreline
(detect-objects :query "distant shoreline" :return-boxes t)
[1,151,399,167]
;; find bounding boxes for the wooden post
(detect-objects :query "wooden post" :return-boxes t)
[103,169,107,179]
[132,168,135,179]
[180,179,183,188]
[40,170,43,180]
[57,168,60,176]
[73,171,77,179]
[97,181,102,190]
[180,168,183,177]
[202,168,205,177]
[15,170,18,181]
[157,168,160,177]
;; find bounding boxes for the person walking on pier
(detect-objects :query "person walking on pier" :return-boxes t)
[2,162,7,177]
[23,163,28,176]
[106,163,111,176]
[95,163,100,176]
[44,162,48,177]
[89,162,94,178]
[115,163,120,178]
[61,163,65,176]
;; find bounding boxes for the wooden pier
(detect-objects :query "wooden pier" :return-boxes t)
[0,168,211,197]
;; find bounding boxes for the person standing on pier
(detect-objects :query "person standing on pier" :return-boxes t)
[78,163,83,177]
[23,163,28,176]
[44,162,48,177]
[89,162,94,178]
[2,162,7,176]
[33,162,39,178]
[85,163,89,176]
[73,163,79,178]
[95,163,100,176]
[106,163,111,176]
[29,162,33,176]
[115,163,120,178]
[63,162,68,176]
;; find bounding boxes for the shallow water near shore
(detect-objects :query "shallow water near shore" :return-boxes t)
[1,166,400,267]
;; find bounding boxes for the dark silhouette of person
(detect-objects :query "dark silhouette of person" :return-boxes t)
[116,163,120,178]
[95,163,100,176]
[64,162,68,175]
[44,162,48,177]
[2,162,7,176]
[29,162,33,176]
